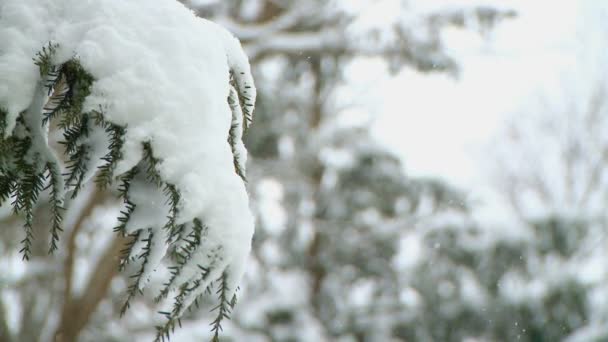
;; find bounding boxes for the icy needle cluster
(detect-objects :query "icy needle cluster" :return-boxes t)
[0,0,256,339]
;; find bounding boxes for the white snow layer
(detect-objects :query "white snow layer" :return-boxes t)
[0,0,255,307]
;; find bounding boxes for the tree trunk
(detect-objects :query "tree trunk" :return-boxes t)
[54,190,127,342]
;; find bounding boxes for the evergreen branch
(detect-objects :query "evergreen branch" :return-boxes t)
[56,58,94,130]
[1,37,251,341]
[141,143,184,243]
[142,142,162,187]
[13,136,33,172]
[227,86,247,182]
[165,223,187,267]
[228,121,247,182]
[155,266,211,342]
[33,43,58,79]
[96,123,125,189]
[64,143,89,198]
[156,219,206,302]
[60,113,89,154]
[168,223,186,248]
[154,284,188,342]
[210,271,237,342]
[43,65,61,96]
[114,200,136,236]
[117,166,139,198]
[230,72,255,132]
[191,283,215,311]
[0,107,7,138]
[119,230,142,271]
[155,265,180,304]
[163,183,181,241]
[42,78,69,125]
[46,162,64,254]
[114,167,139,236]
[14,166,45,260]
[120,229,154,317]
[0,136,17,172]
[19,220,35,261]
[0,172,15,205]
[90,110,107,127]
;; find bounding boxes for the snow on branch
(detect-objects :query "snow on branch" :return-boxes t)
[0,0,256,339]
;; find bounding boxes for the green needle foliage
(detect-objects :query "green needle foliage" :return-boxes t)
[121,229,155,317]
[210,272,237,342]
[46,161,64,254]
[0,42,253,341]
[96,122,125,189]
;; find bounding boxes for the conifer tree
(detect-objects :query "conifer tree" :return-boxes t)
[180,1,515,341]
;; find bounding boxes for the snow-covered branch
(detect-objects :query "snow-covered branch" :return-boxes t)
[0,0,257,340]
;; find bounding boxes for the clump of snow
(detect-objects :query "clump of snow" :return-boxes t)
[0,0,255,317]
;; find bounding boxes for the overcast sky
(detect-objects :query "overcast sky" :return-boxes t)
[369,0,588,187]
[331,0,608,230]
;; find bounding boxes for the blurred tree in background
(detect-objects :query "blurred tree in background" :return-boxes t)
[179,1,514,341]
[5,1,607,342]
